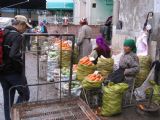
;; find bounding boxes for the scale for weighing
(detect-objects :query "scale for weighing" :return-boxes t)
[136,88,160,115]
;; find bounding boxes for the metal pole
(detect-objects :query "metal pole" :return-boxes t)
[36,36,40,101]
[59,35,62,101]
[1,0,29,9]
[68,36,75,96]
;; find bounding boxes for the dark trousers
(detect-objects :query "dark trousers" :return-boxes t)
[0,73,30,120]
[24,38,31,51]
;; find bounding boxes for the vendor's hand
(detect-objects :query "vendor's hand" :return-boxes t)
[89,57,95,61]
[75,43,77,47]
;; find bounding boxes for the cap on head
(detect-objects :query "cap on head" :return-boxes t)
[80,18,88,25]
[15,15,32,28]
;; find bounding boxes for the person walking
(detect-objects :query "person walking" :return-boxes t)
[100,16,112,45]
[77,18,92,59]
[0,15,31,120]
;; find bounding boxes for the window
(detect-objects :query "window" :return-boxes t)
[92,3,96,8]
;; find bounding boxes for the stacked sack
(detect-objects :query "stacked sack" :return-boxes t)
[97,56,114,78]
[77,57,96,81]
[145,80,160,105]
[101,82,129,116]
[136,56,152,87]
[60,41,72,67]
[82,73,104,90]
[61,50,71,67]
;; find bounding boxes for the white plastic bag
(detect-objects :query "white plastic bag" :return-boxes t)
[111,52,123,71]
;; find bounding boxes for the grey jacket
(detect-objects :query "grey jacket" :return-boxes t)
[77,25,92,59]
[119,52,140,85]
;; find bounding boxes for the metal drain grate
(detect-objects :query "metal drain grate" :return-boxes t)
[12,98,100,120]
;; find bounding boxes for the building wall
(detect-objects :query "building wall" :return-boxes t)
[112,0,160,57]
[46,24,100,38]
[73,0,113,25]
[90,0,113,24]
[119,0,154,33]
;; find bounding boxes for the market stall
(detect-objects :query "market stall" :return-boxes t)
[11,33,100,120]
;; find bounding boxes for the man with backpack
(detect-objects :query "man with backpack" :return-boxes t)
[0,15,31,120]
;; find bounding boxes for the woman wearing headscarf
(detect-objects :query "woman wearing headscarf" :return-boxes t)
[119,39,140,86]
[105,39,139,85]
[77,18,92,60]
[89,35,111,64]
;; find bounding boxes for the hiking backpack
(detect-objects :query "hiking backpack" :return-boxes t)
[0,28,14,72]
[0,28,4,65]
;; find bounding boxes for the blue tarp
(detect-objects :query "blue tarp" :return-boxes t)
[46,0,74,10]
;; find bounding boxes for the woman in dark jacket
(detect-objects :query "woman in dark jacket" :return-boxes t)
[89,35,111,64]
[100,16,112,45]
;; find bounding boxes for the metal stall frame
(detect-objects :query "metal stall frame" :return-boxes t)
[25,33,75,97]
[9,33,76,110]
[10,33,100,120]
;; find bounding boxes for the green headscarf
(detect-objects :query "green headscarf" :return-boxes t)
[124,39,137,53]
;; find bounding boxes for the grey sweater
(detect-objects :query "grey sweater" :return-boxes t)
[119,52,140,84]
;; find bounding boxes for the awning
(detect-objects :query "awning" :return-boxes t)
[46,0,73,10]
[0,0,46,9]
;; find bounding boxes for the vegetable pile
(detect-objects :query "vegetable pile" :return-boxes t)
[101,82,129,116]
[77,57,96,81]
[79,56,94,66]
[136,56,151,87]
[97,56,114,78]
[82,73,104,90]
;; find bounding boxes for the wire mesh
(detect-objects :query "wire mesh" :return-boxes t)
[11,98,100,120]
[10,33,99,120]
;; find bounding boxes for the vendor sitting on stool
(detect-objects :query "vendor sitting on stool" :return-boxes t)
[89,35,111,64]
[119,39,140,86]
[105,39,139,85]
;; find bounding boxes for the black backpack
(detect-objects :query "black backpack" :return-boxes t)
[0,29,5,71]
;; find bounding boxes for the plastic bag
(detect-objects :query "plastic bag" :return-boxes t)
[101,83,129,116]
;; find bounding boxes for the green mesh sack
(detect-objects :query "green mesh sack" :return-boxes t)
[96,58,114,77]
[61,50,71,67]
[135,56,152,87]
[146,80,160,105]
[82,77,103,90]
[76,64,96,81]
[138,56,152,70]
[135,69,150,87]
[101,83,129,116]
